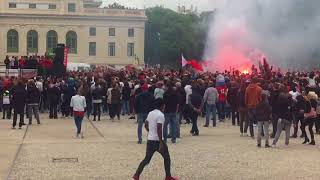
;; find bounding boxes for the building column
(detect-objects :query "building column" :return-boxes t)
[19,27,27,56]
[38,27,47,55]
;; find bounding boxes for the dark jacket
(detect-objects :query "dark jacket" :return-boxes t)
[227,86,239,108]
[12,85,27,113]
[176,87,186,112]
[237,89,246,109]
[270,89,280,113]
[92,87,103,101]
[275,93,293,121]
[163,88,179,113]
[122,86,131,101]
[189,88,202,109]
[256,99,272,121]
[135,91,154,114]
[47,85,60,105]
[26,85,40,104]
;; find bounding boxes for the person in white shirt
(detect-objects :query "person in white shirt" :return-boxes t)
[70,90,86,138]
[133,99,178,180]
[289,87,300,101]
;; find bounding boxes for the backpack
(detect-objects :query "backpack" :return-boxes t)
[111,88,121,104]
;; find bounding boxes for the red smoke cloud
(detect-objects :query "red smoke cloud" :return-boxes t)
[206,24,265,72]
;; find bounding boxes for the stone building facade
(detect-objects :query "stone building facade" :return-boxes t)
[0,0,147,65]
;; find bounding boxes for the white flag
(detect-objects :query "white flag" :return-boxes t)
[181,54,188,67]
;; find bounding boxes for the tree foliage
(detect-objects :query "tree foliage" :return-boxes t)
[145,7,214,68]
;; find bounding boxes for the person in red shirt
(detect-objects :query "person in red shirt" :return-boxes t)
[216,85,227,121]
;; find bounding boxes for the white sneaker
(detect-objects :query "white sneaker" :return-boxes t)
[240,133,243,137]
[272,144,277,148]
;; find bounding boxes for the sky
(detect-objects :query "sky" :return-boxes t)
[102,0,226,12]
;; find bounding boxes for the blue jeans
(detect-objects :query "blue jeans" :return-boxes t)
[205,104,216,126]
[122,100,130,115]
[164,113,177,143]
[176,113,181,138]
[217,101,225,120]
[74,116,84,134]
[137,113,148,142]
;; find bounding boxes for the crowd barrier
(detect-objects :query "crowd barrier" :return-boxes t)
[0,68,37,78]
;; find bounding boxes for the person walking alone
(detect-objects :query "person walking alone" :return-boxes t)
[132,98,178,180]
[70,90,87,138]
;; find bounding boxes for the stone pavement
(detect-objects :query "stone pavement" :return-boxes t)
[1,114,320,180]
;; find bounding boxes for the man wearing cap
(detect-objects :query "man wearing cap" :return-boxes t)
[135,83,154,144]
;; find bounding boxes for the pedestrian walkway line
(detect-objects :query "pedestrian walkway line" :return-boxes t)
[5,125,29,180]
[88,119,105,138]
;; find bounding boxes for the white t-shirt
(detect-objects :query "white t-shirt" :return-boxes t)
[146,109,165,141]
[308,77,316,87]
[35,81,43,92]
[70,95,86,111]
[289,91,300,100]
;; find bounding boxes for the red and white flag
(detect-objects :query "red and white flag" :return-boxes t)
[181,54,188,67]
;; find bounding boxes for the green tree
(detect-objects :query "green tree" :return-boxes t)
[145,7,214,68]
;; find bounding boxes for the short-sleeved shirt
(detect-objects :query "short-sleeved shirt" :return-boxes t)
[146,109,165,141]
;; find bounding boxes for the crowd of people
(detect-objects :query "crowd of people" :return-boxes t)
[2,64,320,180]
[0,66,319,145]
[4,55,53,70]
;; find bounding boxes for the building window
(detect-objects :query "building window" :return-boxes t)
[7,29,19,53]
[9,3,16,8]
[89,42,96,56]
[27,30,38,53]
[109,28,115,36]
[66,31,77,54]
[127,43,134,57]
[46,30,58,52]
[48,4,56,9]
[68,3,76,12]
[128,28,134,37]
[108,42,116,56]
[29,3,36,9]
[89,27,96,36]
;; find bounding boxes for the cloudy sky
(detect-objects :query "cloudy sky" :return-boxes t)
[102,0,226,11]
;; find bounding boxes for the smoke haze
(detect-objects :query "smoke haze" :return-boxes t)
[204,0,320,71]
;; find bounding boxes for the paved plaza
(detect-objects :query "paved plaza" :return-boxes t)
[1,114,320,180]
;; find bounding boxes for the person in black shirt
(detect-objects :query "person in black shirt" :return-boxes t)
[47,81,60,119]
[163,82,179,143]
[92,83,103,121]
[272,85,294,147]
[135,83,154,144]
[12,79,27,129]
[188,83,202,136]
[122,81,131,116]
